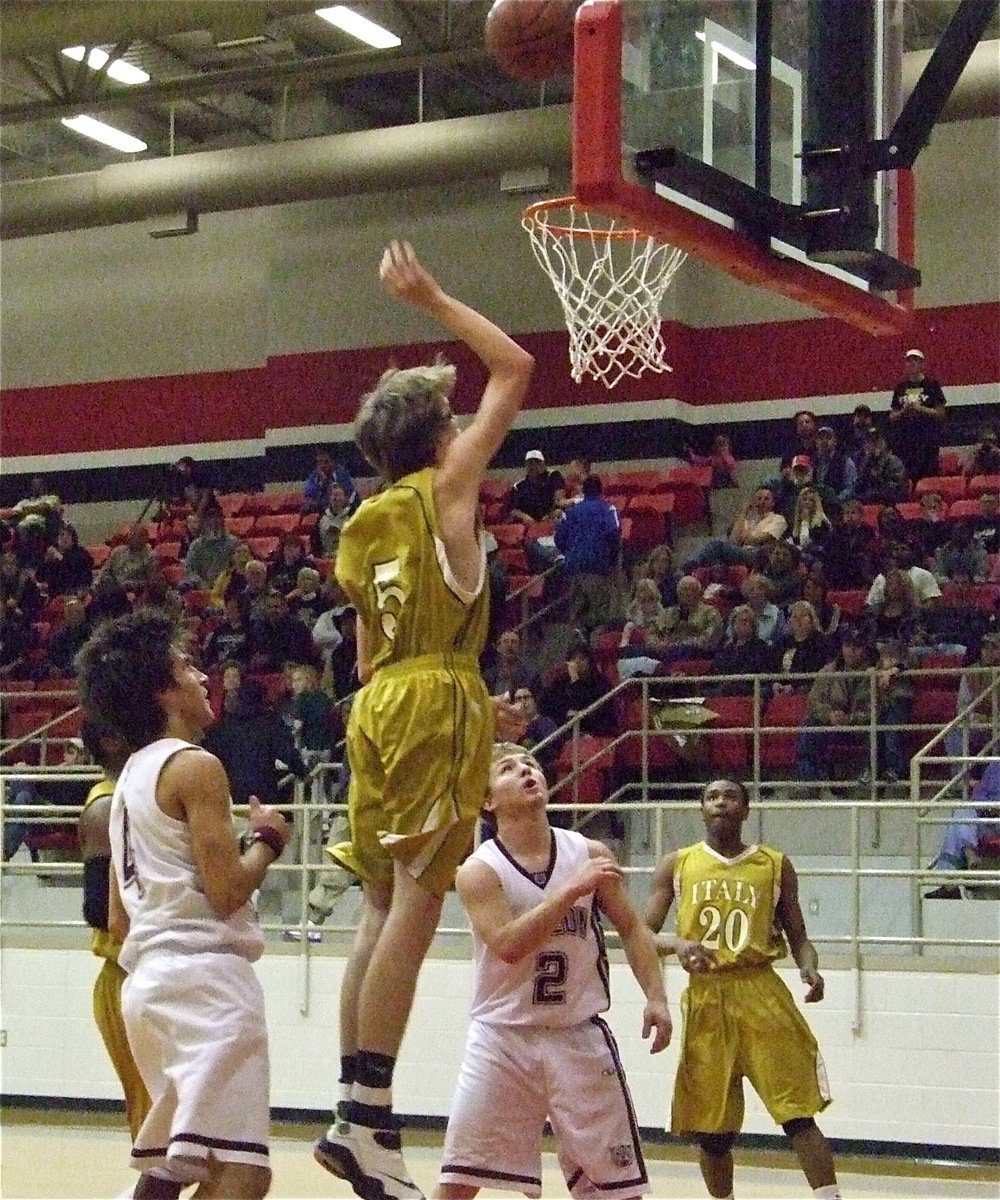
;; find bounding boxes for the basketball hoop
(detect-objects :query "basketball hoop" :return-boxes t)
[522,196,686,389]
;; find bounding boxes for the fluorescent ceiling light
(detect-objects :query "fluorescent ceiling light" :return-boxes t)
[62,45,149,84]
[314,6,400,49]
[61,115,147,153]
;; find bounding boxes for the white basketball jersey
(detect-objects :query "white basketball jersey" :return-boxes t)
[110,738,264,973]
[469,827,610,1027]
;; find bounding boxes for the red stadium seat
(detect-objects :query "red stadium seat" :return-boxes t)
[217,493,249,518]
[498,546,530,573]
[662,467,711,525]
[226,516,255,538]
[703,695,755,774]
[604,469,672,496]
[490,524,526,548]
[254,513,299,537]
[895,502,924,521]
[625,493,674,551]
[937,450,963,476]
[828,589,868,620]
[907,689,957,759]
[248,536,279,560]
[916,654,964,691]
[947,498,981,520]
[914,475,966,501]
[554,736,616,807]
[616,693,684,774]
[968,474,1000,499]
[760,692,810,774]
[479,478,510,504]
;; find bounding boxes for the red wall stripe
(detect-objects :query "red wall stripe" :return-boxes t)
[2,302,996,457]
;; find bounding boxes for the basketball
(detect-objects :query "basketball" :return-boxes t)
[485,0,576,83]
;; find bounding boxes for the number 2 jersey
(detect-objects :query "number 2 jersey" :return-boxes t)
[110,738,264,974]
[469,827,610,1027]
[673,842,787,970]
[334,465,489,671]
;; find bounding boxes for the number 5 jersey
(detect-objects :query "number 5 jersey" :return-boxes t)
[469,827,611,1027]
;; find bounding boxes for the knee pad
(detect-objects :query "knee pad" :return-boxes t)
[698,1132,736,1157]
[782,1117,817,1139]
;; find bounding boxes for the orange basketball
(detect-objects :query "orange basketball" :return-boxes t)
[485,0,576,83]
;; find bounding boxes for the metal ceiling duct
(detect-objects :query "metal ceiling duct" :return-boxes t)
[0,41,995,240]
[0,106,572,239]
[902,39,1000,122]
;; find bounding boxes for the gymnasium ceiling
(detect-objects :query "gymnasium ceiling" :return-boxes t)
[1,0,996,186]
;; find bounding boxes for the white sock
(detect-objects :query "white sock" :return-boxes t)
[813,1186,841,1199]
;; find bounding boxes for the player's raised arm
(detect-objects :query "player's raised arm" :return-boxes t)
[777,854,825,1003]
[380,240,534,492]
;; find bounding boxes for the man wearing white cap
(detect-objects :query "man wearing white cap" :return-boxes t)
[507,449,566,525]
[888,349,947,484]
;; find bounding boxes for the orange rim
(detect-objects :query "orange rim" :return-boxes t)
[522,195,652,241]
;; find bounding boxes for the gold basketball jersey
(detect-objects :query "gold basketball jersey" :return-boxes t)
[673,842,787,969]
[83,779,122,963]
[336,467,490,672]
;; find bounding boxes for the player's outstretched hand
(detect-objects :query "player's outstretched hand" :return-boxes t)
[801,966,825,1003]
[566,854,623,902]
[247,794,290,848]
[380,240,444,311]
[642,999,672,1053]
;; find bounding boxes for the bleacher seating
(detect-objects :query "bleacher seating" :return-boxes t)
[828,589,867,620]
[703,695,754,774]
[968,474,1000,498]
[937,450,963,476]
[760,691,809,774]
[253,513,300,537]
[914,475,966,501]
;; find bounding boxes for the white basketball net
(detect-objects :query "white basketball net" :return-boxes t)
[523,198,687,389]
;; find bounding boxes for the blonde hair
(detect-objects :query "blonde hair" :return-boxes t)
[792,487,831,535]
[355,359,457,481]
[491,740,532,769]
[788,599,820,628]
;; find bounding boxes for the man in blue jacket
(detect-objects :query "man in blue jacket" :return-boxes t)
[554,474,622,636]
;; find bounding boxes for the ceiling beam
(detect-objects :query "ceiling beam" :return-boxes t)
[0,46,493,124]
[0,1,318,59]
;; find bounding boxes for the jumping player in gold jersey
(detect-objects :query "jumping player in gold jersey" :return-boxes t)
[314,241,534,1200]
[646,778,842,1200]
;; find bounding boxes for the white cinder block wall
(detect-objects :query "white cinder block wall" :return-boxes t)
[1,949,996,1151]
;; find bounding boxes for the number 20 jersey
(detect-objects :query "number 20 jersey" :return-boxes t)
[673,842,787,971]
[469,827,610,1028]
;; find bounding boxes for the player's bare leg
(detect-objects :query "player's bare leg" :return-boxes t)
[785,1119,839,1195]
[341,881,392,1062]
[697,1134,735,1199]
[357,862,443,1054]
[193,1157,270,1199]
